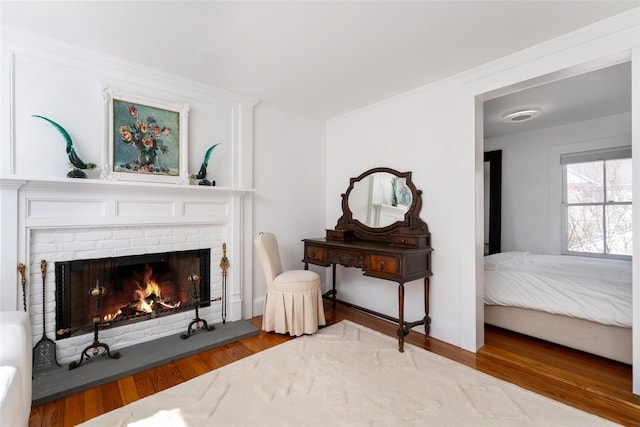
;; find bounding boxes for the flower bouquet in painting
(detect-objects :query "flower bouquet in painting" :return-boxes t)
[113,101,180,176]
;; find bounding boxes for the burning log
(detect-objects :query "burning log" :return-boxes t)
[104,297,181,321]
[103,267,182,322]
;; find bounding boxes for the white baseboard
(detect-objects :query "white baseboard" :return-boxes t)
[253,296,265,317]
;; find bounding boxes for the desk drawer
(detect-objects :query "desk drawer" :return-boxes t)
[390,234,429,248]
[368,255,398,275]
[305,245,326,263]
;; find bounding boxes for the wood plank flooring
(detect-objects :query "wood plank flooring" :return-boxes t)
[29,301,640,426]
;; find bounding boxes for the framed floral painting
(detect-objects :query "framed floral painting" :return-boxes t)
[103,87,189,184]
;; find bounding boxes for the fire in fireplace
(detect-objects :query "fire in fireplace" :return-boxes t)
[55,249,211,339]
[102,263,183,322]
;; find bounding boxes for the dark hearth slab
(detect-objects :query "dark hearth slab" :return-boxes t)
[32,320,259,406]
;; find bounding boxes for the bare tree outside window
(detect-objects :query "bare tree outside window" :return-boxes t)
[564,157,632,257]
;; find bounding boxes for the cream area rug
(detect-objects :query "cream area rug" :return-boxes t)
[79,320,618,427]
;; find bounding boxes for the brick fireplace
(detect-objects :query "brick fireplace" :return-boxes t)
[0,177,253,365]
[32,224,222,363]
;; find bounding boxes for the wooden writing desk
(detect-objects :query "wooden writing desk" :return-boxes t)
[302,237,431,352]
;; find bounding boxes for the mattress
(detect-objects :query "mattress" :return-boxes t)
[484,252,632,328]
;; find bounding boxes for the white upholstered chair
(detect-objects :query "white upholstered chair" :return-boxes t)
[255,232,326,336]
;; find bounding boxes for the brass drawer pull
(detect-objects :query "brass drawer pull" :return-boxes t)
[379,261,385,270]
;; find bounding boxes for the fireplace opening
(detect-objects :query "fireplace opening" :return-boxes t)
[55,249,211,339]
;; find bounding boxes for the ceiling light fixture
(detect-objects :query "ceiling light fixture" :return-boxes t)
[502,108,542,123]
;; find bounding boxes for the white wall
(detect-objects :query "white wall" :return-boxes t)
[326,9,640,388]
[252,104,326,313]
[485,112,632,254]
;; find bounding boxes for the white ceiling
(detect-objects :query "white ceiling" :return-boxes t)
[1,1,638,121]
[483,61,632,139]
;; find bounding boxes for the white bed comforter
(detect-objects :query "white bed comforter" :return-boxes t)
[484,252,632,327]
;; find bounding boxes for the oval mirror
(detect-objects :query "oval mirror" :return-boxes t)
[347,171,413,228]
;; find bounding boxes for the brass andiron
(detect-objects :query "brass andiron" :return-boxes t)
[180,273,215,339]
[17,263,27,312]
[68,281,120,370]
[220,243,229,324]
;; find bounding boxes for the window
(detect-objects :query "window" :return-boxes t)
[562,147,632,258]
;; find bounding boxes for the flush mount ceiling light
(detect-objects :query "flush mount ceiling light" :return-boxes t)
[502,108,542,123]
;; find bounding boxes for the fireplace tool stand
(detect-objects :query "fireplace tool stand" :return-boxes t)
[181,274,215,339]
[220,243,229,324]
[69,282,120,370]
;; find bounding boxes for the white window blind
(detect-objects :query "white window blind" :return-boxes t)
[561,146,631,165]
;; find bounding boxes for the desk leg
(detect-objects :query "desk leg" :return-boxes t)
[321,263,338,307]
[397,283,405,353]
[398,279,429,352]
[424,277,431,336]
[332,263,337,306]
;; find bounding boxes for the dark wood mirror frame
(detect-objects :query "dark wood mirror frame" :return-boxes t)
[330,167,430,246]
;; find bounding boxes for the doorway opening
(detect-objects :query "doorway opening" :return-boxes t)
[478,57,633,364]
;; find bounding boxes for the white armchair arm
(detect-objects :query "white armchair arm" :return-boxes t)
[0,311,32,426]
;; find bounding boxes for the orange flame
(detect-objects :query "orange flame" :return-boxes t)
[104,265,174,320]
[133,278,162,313]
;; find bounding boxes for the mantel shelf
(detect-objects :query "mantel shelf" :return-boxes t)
[0,175,255,195]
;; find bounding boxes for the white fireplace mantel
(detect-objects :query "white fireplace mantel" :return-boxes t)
[1,176,253,226]
[0,176,254,321]
[1,175,254,194]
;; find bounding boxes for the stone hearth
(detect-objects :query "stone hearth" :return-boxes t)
[32,319,259,406]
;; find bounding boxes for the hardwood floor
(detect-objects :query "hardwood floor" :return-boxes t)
[30,300,640,426]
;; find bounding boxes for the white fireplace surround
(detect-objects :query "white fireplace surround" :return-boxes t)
[0,28,259,363]
[0,177,253,364]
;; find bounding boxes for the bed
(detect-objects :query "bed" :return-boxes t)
[484,252,632,364]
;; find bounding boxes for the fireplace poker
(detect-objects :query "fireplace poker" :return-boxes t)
[17,263,27,312]
[33,260,61,372]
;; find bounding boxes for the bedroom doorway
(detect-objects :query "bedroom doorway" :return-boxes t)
[478,55,634,383]
[482,60,632,254]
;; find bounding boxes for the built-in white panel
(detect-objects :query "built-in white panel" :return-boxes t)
[184,201,228,217]
[117,200,176,217]
[28,199,106,218]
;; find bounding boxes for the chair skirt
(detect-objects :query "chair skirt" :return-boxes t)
[262,270,326,336]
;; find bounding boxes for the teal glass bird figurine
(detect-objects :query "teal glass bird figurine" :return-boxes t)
[191,143,220,186]
[32,115,97,178]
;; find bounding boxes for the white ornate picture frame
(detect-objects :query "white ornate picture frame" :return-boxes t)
[102,87,189,184]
